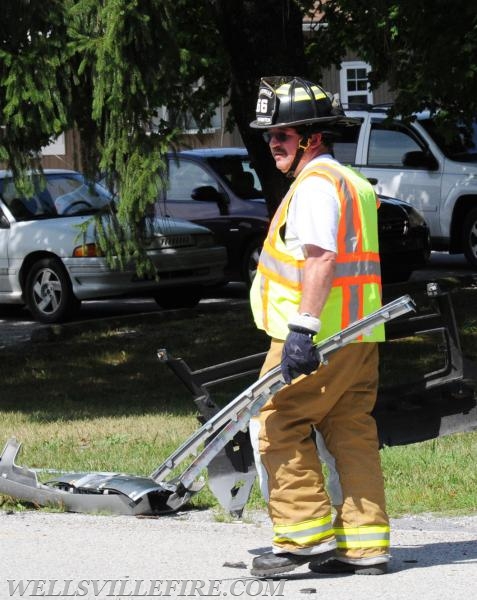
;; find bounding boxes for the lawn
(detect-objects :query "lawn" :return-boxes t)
[1,280,476,517]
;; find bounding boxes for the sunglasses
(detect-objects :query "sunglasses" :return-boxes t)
[262,131,295,143]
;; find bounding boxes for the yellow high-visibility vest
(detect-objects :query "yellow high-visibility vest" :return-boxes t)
[250,160,385,343]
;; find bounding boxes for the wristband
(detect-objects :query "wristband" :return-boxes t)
[288,312,321,333]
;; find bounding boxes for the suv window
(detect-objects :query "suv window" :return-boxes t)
[332,122,361,165]
[368,122,424,167]
[419,118,477,162]
[167,160,219,201]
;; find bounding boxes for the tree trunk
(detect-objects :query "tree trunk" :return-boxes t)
[213,0,308,214]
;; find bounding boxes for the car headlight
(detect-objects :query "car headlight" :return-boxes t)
[406,207,427,228]
[194,234,214,248]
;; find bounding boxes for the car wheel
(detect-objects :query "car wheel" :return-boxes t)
[25,258,80,323]
[463,207,477,268]
[242,238,263,287]
[153,286,202,309]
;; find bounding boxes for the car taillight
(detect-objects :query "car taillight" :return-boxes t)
[73,243,103,257]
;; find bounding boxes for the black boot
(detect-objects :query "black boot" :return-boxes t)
[309,557,388,575]
[251,550,334,577]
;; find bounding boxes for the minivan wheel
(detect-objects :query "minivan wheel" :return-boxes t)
[153,286,202,309]
[242,238,263,287]
[463,207,477,268]
[25,258,80,323]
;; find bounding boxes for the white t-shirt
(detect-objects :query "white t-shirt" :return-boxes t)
[284,155,340,259]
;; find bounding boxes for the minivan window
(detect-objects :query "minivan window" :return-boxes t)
[207,156,262,199]
[0,173,111,221]
[167,160,219,201]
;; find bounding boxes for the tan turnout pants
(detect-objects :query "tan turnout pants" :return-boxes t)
[253,340,390,560]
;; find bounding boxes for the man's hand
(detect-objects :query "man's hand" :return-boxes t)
[281,325,320,384]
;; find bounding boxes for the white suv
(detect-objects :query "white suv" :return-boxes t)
[335,108,477,267]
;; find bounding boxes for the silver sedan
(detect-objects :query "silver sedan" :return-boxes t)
[0,169,227,323]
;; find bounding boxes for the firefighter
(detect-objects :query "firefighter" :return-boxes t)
[248,76,390,577]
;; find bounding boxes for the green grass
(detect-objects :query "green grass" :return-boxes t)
[1,286,476,517]
[382,434,477,516]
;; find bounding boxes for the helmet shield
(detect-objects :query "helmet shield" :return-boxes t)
[250,76,359,130]
[253,79,279,128]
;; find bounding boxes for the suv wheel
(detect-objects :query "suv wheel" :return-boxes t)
[463,207,477,268]
[25,258,80,323]
[153,286,202,309]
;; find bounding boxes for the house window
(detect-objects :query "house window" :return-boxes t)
[181,105,222,135]
[41,133,65,156]
[339,62,373,107]
[152,104,222,135]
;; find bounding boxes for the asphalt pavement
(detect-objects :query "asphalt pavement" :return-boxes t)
[0,283,249,349]
[0,508,476,600]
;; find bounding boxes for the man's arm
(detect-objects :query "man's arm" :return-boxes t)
[280,244,336,384]
[298,244,336,318]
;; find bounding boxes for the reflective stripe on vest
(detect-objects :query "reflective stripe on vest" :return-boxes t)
[250,160,384,342]
[334,525,390,550]
[273,514,334,547]
[258,246,381,286]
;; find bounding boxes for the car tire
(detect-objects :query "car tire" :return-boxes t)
[463,207,477,268]
[242,238,263,287]
[153,286,202,309]
[25,258,80,323]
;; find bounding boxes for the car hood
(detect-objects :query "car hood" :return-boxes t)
[148,216,212,235]
[142,216,215,249]
[378,195,429,233]
[378,194,420,216]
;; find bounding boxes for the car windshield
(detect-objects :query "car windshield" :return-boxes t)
[206,156,263,200]
[0,172,112,221]
[419,119,477,162]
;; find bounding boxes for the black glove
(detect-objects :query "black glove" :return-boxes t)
[281,325,320,384]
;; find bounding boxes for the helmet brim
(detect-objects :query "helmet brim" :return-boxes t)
[250,114,361,129]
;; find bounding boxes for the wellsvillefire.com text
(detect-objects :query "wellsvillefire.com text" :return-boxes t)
[5,578,287,598]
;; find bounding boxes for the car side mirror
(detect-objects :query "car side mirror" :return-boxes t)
[191,185,221,202]
[191,186,229,215]
[402,150,439,171]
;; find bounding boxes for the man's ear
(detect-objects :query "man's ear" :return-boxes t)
[309,132,323,149]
